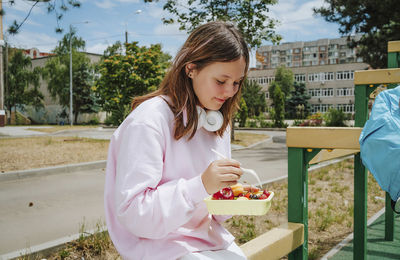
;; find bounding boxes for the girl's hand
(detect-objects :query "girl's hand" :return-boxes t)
[201,159,243,194]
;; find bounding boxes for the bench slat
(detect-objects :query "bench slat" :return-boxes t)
[240,222,304,260]
[354,68,400,85]
[286,127,362,149]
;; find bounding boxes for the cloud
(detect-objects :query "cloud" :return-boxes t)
[7,31,58,53]
[267,0,337,42]
[94,0,115,9]
[95,0,139,9]
[86,42,110,54]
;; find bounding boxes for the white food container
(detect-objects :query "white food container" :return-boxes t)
[204,192,274,215]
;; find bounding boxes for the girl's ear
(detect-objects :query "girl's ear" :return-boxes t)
[185,63,196,77]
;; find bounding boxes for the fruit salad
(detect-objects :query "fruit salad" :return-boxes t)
[211,183,271,201]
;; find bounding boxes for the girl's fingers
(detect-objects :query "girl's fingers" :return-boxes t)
[219,173,241,182]
[215,158,241,168]
[222,181,237,187]
[218,166,243,177]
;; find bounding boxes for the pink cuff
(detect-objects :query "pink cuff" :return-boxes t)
[185,175,210,205]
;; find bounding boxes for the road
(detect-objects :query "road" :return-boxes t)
[0,128,287,257]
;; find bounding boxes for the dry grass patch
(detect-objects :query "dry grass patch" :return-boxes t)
[0,137,109,172]
[27,125,99,133]
[1,132,268,173]
[232,132,269,147]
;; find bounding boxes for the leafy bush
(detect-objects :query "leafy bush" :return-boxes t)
[300,112,323,126]
[324,108,347,127]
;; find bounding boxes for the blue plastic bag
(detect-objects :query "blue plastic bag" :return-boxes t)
[359,85,400,203]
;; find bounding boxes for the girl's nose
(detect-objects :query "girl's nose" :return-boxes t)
[223,83,237,98]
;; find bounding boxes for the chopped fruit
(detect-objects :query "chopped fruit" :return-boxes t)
[263,190,271,198]
[220,187,234,200]
[243,185,260,193]
[211,183,272,201]
[212,187,234,200]
[212,192,223,200]
[231,183,244,197]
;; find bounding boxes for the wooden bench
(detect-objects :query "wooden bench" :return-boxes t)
[240,223,304,260]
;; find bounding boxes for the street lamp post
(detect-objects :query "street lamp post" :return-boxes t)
[69,25,73,126]
[69,21,88,126]
[125,10,142,45]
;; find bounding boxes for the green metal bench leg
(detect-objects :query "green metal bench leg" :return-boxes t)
[288,147,308,260]
[385,192,394,241]
[354,84,369,260]
[384,51,398,241]
[354,153,367,259]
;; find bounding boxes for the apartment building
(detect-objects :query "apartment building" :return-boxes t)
[248,35,369,114]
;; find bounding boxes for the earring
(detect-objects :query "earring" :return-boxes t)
[188,73,193,78]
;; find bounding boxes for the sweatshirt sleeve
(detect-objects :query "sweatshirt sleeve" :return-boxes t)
[114,122,209,240]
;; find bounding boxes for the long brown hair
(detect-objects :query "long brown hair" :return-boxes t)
[131,21,249,140]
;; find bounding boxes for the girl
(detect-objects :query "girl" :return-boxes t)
[104,21,250,260]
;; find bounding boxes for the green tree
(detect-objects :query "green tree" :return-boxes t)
[144,0,281,48]
[94,42,171,125]
[272,84,285,127]
[43,29,98,124]
[314,0,400,68]
[269,66,294,99]
[285,82,311,119]
[6,0,81,34]
[238,97,248,127]
[241,79,266,117]
[5,49,43,123]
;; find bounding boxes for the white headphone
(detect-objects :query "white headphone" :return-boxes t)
[197,106,224,132]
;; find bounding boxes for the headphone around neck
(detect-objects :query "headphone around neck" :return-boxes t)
[197,106,224,132]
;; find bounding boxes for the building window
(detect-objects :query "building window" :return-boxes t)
[337,104,354,113]
[336,71,354,80]
[336,88,354,96]
[295,74,306,82]
[294,48,300,54]
[309,88,334,97]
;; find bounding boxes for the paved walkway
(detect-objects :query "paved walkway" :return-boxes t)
[329,213,400,259]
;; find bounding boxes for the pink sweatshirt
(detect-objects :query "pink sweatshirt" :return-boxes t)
[104,96,235,260]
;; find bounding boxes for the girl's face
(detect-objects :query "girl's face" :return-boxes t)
[189,57,246,110]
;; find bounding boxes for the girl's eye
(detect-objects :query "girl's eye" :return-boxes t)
[233,81,240,87]
[216,80,225,85]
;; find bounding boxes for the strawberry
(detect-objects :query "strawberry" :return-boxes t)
[220,187,234,200]
[212,187,234,200]
[263,190,271,198]
[259,194,268,200]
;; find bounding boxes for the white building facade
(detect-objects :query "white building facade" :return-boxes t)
[248,35,369,115]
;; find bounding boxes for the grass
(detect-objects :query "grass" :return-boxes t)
[27,125,99,133]
[0,137,109,172]
[231,132,269,147]
[1,132,269,173]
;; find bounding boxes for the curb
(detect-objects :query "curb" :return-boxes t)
[0,160,106,182]
[236,127,286,131]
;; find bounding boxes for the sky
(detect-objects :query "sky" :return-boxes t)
[3,0,342,68]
